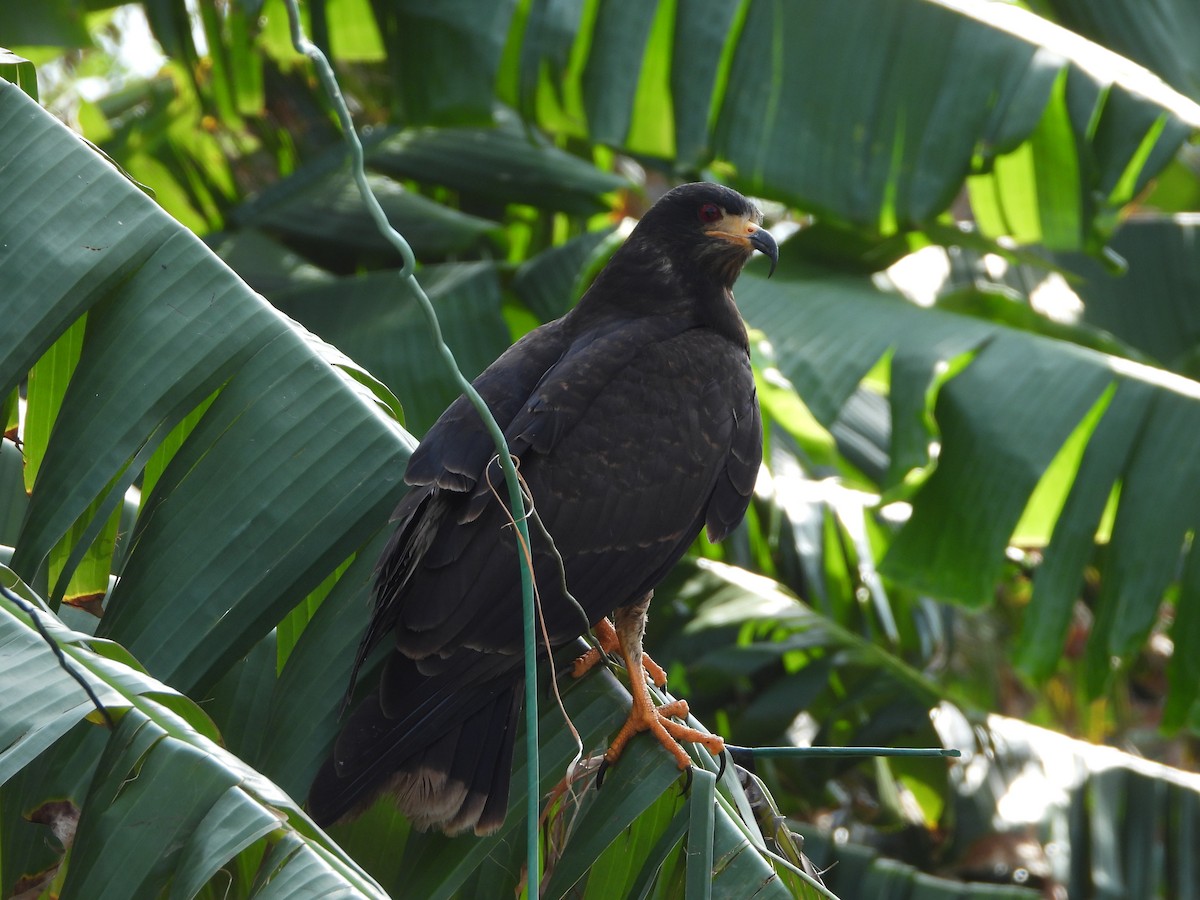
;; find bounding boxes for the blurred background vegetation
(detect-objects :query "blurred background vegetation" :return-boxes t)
[3,0,1200,897]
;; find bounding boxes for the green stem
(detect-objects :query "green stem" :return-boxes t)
[731,745,961,759]
[283,5,540,889]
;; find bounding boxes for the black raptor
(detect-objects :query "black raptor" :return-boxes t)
[309,182,779,836]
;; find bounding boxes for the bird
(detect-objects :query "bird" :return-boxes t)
[307,181,779,836]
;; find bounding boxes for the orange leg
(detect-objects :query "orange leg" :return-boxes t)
[572,615,667,687]
[600,595,724,771]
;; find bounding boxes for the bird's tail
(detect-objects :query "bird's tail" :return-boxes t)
[307,661,522,836]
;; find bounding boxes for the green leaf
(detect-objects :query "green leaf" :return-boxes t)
[579,0,659,148]
[883,332,1113,605]
[0,573,387,898]
[685,768,716,899]
[169,784,281,900]
[0,90,161,399]
[371,0,518,124]
[504,0,586,127]
[96,331,408,694]
[622,0,678,158]
[0,47,38,101]
[512,226,616,322]
[1084,389,1200,695]
[0,442,27,550]
[718,0,1196,238]
[63,710,247,899]
[327,0,386,61]
[1046,0,1200,103]
[625,805,689,899]
[367,113,626,215]
[22,316,84,497]
[272,263,511,435]
[257,539,384,798]
[541,743,684,898]
[969,69,1083,248]
[932,287,1151,363]
[21,315,125,610]
[1013,381,1142,680]
[232,161,504,265]
[0,83,414,702]
[227,2,266,114]
[204,631,279,767]
[208,228,334,297]
[509,0,1199,243]
[670,0,743,169]
[582,786,686,899]
[1164,536,1200,731]
[1058,216,1200,374]
[3,113,278,574]
[0,2,89,48]
[0,589,109,787]
[736,252,1200,707]
[47,489,121,616]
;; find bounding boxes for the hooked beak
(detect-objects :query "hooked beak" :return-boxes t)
[747,225,778,277]
[705,211,780,279]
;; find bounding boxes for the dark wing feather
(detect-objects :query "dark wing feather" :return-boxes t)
[349,318,575,671]
[705,383,762,542]
[310,647,521,831]
[388,319,756,659]
[404,318,571,492]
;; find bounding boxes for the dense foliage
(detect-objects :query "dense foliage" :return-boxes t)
[2,1,1200,897]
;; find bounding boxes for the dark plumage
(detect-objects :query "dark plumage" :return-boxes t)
[308,182,778,835]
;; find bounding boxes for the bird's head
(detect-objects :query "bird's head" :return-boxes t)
[629,182,779,288]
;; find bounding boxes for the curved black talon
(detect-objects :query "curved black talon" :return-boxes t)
[715,749,728,782]
[595,758,611,790]
[678,766,694,796]
[725,744,758,774]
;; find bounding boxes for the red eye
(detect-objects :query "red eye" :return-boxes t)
[698,203,722,223]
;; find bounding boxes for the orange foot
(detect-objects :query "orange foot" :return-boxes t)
[591,596,724,784]
[572,616,667,687]
[602,695,724,774]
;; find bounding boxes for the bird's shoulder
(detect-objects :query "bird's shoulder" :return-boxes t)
[403,318,572,490]
[506,310,701,451]
[406,309,699,491]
